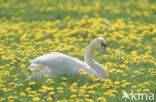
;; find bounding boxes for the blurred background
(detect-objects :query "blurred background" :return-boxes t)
[0,0,156,22]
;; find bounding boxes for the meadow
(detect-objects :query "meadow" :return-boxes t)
[0,0,156,102]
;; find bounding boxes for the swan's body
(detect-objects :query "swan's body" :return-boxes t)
[31,52,97,75]
[28,37,108,79]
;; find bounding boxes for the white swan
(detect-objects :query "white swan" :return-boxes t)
[28,37,108,79]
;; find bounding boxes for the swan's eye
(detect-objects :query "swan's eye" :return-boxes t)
[101,43,107,47]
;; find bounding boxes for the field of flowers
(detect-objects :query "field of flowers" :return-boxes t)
[0,0,156,102]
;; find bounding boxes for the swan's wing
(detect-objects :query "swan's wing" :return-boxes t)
[31,52,80,67]
[31,54,53,64]
[31,52,63,65]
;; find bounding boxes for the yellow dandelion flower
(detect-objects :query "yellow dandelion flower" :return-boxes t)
[70,89,78,93]
[33,97,40,101]
[9,82,15,86]
[49,91,54,95]
[131,85,137,88]
[88,90,95,94]
[45,79,53,83]
[61,82,67,86]
[29,82,36,85]
[20,92,26,96]
[85,98,93,102]
[143,89,149,92]
[62,77,67,80]
[25,87,31,91]
[57,87,63,90]
[109,93,115,97]
[78,92,84,97]
[47,96,53,101]
[0,98,5,101]
[97,97,107,102]
[72,82,78,86]
[70,94,77,98]
[114,81,120,85]
[80,72,88,75]
[79,69,85,73]
[116,69,123,73]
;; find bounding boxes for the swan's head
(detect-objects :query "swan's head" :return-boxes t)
[93,37,108,54]
[28,63,50,72]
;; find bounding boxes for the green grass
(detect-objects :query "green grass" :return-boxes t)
[0,0,156,102]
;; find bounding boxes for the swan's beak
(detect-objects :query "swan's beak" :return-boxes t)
[101,45,108,55]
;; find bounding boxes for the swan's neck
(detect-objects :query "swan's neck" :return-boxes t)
[84,42,107,78]
[84,42,95,63]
